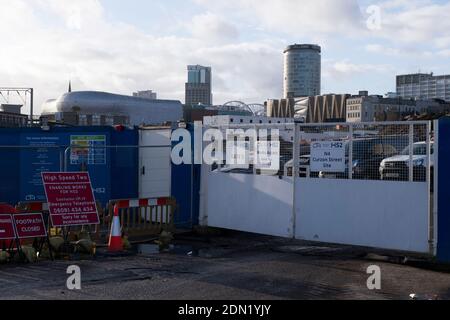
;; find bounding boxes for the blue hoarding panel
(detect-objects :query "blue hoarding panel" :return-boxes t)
[19,133,62,202]
[0,126,139,207]
[109,128,139,201]
[0,128,20,205]
[171,123,200,228]
[438,118,450,262]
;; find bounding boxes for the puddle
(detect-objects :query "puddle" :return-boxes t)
[171,245,230,258]
[171,245,198,256]
[135,244,198,256]
[134,243,230,259]
[136,244,160,255]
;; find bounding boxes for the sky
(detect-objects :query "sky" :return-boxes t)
[1,0,450,115]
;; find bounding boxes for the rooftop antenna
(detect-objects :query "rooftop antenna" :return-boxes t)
[68,80,72,93]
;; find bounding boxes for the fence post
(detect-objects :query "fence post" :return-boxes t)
[348,124,353,180]
[433,120,439,257]
[292,123,300,239]
[426,122,434,254]
[409,124,414,182]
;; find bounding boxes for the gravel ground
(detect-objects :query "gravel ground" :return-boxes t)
[1,232,449,300]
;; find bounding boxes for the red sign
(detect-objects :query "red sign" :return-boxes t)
[42,172,100,227]
[0,215,16,240]
[13,213,47,239]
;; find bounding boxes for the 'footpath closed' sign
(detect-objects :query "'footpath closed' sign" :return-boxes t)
[310,141,346,173]
[42,172,100,227]
[13,213,47,239]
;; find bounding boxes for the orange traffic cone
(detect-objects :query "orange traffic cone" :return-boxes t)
[108,205,124,252]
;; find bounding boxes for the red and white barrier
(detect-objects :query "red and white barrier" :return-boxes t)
[112,197,172,224]
[114,197,170,209]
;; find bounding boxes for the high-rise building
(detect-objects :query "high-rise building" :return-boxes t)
[397,73,450,102]
[283,44,321,98]
[185,65,212,106]
[133,90,157,100]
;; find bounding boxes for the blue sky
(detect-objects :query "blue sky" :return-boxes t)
[1,0,450,114]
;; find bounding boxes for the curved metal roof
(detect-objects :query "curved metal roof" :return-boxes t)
[42,91,183,126]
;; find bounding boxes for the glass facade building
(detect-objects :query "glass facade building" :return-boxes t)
[283,44,321,98]
[185,65,212,106]
[397,73,450,102]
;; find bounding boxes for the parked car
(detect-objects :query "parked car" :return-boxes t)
[379,142,434,182]
[255,154,291,176]
[284,155,320,178]
[215,165,255,175]
[318,136,409,180]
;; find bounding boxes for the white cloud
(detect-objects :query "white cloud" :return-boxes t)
[195,0,450,50]
[437,50,450,57]
[324,60,394,79]
[364,43,434,58]
[365,44,401,56]
[0,0,282,114]
[188,12,239,44]
[374,0,450,44]
[36,0,105,30]
[1,0,449,115]
[194,0,365,36]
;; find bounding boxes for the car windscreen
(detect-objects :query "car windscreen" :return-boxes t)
[401,144,434,156]
[350,137,408,159]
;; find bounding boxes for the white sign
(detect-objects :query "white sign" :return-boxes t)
[256,141,280,171]
[310,141,346,172]
[226,140,250,169]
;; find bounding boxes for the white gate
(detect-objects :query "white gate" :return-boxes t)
[199,121,434,254]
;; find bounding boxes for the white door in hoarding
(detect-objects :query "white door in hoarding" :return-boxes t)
[139,129,172,199]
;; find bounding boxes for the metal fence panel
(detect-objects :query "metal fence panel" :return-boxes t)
[204,123,295,177]
[205,121,433,184]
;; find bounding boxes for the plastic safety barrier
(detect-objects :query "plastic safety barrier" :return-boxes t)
[105,197,176,237]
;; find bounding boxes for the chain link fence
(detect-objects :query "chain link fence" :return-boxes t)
[207,121,433,184]
[204,123,294,177]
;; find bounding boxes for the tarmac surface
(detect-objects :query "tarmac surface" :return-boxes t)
[1,231,450,300]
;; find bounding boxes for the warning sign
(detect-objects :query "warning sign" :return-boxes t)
[13,213,47,239]
[0,215,16,240]
[42,172,100,227]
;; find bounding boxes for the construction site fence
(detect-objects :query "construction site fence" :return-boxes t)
[14,197,177,244]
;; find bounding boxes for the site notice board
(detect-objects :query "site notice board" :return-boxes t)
[42,172,100,227]
[310,141,346,172]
